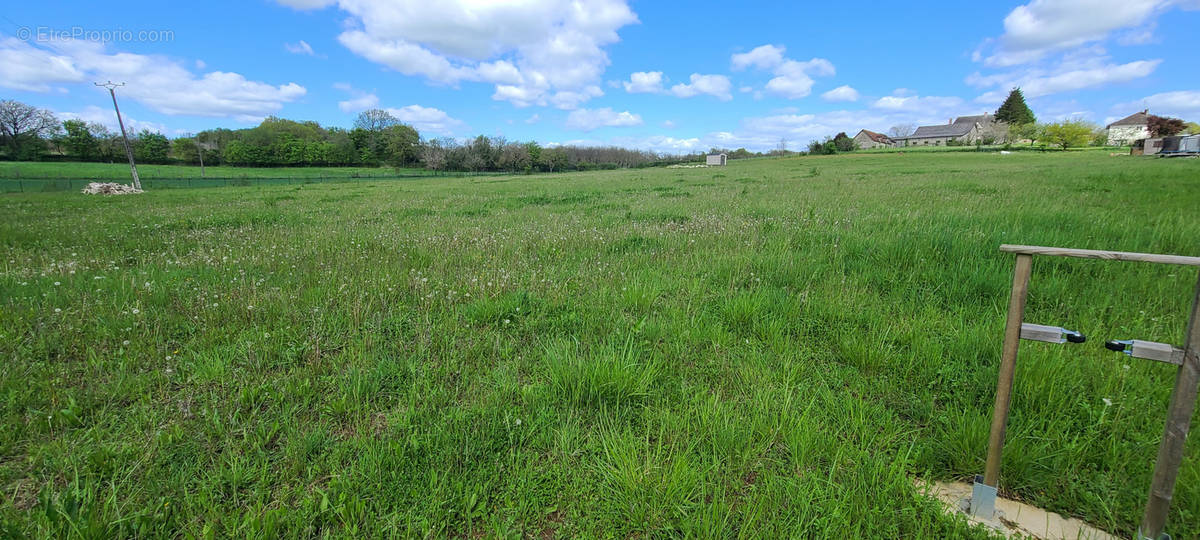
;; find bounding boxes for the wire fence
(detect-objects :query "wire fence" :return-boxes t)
[0,172,507,193]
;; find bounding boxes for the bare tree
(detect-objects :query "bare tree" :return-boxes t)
[420,137,452,171]
[0,100,59,157]
[888,124,916,138]
[354,109,399,132]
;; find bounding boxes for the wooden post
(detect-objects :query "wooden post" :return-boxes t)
[1139,271,1200,539]
[984,253,1033,487]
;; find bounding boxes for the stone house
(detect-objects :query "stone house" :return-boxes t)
[1106,110,1151,146]
[852,129,895,149]
[705,153,727,166]
[895,113,1006,147]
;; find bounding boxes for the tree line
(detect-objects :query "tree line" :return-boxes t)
[0,100,707,172]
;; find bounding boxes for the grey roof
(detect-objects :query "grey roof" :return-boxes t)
[1108,110,1149,128]
[908,123,974,138]
[954,114,990,125]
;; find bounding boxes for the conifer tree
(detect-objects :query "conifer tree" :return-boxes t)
[994,88,1036,125]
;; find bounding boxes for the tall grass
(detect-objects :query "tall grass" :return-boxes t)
[0,151,1197,537]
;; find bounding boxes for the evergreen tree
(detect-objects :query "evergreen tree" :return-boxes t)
[994,88,1036,125]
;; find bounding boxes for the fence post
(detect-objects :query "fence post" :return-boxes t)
[972,253,1033,518]
[1138,272,1200,540]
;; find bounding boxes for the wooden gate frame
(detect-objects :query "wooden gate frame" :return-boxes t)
[972,245,1200,540]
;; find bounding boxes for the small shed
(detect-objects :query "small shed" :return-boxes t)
[706,153,727,166]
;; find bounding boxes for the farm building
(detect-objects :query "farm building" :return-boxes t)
[852,130,895,149]
[706,153,727,166]
[894,113,1006,147]
[1131,135,1200,156]
[1133,138,1164,156]
[1106,110,1150,146]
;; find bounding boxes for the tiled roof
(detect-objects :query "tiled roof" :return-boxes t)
[1107,110,1149,128]
[908,123,974,138]
[856,129,893,143]
[954,114,989,125]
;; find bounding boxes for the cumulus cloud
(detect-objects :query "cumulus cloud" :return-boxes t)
[565,107,642,131]
[821,85,859,102]
[977,0,1195,66]
[731,44,835,99]
[384,104,464,135]
[1117,90,1200,119]
[731,44,785,71]
[0,36,305,121]
[284,0,638,110]
[670,74,732,101]
[623,71,665,94]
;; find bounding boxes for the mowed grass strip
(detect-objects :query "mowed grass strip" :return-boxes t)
[1,151,1197,538]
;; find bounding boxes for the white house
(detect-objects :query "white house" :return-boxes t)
[852,129,895,149]
[1107,110,1151,146]
[706,153,727,166]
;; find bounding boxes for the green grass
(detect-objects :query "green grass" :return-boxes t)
[1,151,1198,538]
[0,161,433,180]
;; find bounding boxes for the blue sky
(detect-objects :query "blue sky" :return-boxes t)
[2,0,1198,152]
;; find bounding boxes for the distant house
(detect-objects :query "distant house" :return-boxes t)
[1107,110,1151,146]
[895,113,1006,147]
[706,153,727,166]
[852,129,895,149]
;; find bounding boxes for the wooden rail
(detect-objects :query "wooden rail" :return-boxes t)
[999,245,1200,266]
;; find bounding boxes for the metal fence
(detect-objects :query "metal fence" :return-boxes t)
[0,172,505,194]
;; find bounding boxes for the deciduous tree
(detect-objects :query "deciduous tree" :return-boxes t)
[1147,115,1186,137]
[1042,120,1095,150]
[0,100,59,160]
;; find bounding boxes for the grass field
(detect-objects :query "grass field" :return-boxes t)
[0,162,431,180]
[1,151,1198,538]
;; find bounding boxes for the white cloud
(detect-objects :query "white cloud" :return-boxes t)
[291,0,638,110]
[968,51,1162,103]
[525,113,541,124]
[548,86,604,110]
[670,73,732,101]
[565,107,642,131]
[1118,90,1200,119]
[384,105,464,135]
[623,71,665,94]
[978,0,1195,66]
[336,84,380,113]
[731,45,835,99]
[821,85,860,102]
[731,44,785,71]
[284,40,316,56]
[661,120,675,128]
[0,37,305,121]
[872,93,964,112]
[57,105,168,134]
[0,37,85,91]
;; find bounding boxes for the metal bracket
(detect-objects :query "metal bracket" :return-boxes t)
[1136,527,1172,540]
[1020,323,1086,344]
[969,475,997,518]
[1106,340,1185,366]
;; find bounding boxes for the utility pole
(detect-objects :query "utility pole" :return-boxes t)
[95,81,141,190]
[185,132,206,178]
[196,135,206,178]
